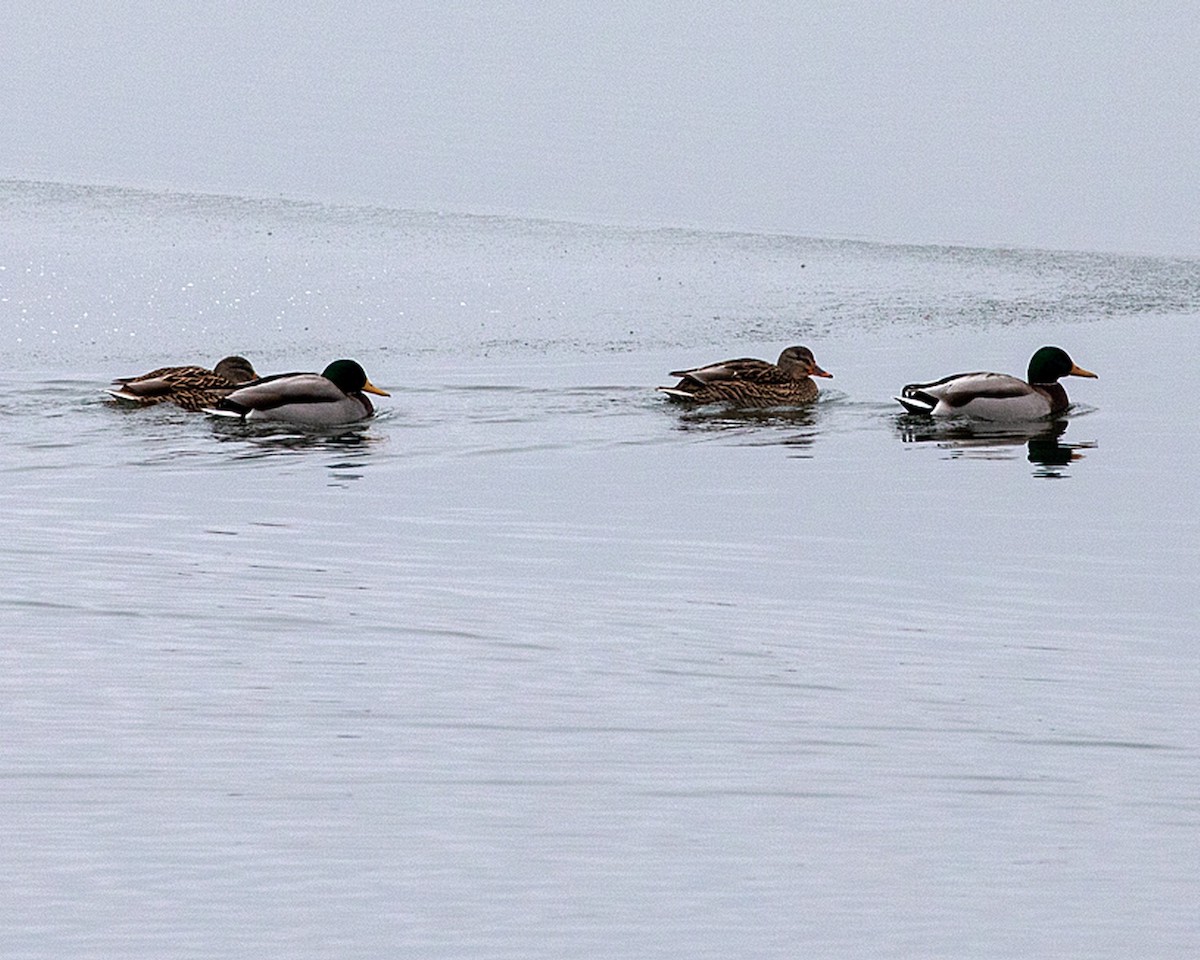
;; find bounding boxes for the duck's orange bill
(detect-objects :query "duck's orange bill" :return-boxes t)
[363,380,391,396]
[1070,364,1098,379]
[813,366,834,379]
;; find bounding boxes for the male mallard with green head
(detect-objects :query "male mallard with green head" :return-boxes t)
[205,359,389,426]
[658,345,832,406]
[895,346,1097,421]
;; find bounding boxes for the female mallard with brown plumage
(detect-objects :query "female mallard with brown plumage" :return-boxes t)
[658,345,832,406]
[105,356,258,411]
[895,346,1097,421]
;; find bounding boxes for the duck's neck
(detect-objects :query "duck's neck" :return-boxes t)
[1036,382,1069,415]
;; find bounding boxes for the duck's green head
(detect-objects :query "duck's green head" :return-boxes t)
[1027,346,1097,384]
[321,359,391,397]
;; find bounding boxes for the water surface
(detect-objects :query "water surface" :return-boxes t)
[2,180,1199,958]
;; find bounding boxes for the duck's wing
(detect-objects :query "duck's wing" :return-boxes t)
[668,357,784,386]
[921,372,1031,404]
[218,372,347,412]
[110,365,213,394]
[107,364,236,403]
[896,371,1055,420]
[897,371,1022,406]
[112,365,187,385]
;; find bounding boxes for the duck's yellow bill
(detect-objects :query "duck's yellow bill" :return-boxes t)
[1070,364,1098,379]
[363,380,391,397]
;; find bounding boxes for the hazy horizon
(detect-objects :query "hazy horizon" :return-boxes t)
[5,2,1200,256]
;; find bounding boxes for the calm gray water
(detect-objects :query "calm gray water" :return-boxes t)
[3,180,1199,958]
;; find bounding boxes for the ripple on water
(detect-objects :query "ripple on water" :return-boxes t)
[4,184,1200,959]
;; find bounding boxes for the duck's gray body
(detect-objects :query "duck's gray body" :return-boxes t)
[205,359,389,427]
[894,347,1097,422]
[895,371,1069,421]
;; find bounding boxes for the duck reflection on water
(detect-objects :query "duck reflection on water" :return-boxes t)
[207,422,380,483]
[671,401,822,454]
[895,416,1096,478]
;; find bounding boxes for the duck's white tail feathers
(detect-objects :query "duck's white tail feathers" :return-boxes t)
[657,386,696,400]
[894,392,935,415]
[103,387,147,404]
[202,406,245,419]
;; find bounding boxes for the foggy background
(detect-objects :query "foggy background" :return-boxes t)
[4,1,1199,255]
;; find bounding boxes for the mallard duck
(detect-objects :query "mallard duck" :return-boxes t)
[105,355,258,411]
[895,346,1097,421]
[204,359,389,426]
[658,345,832,405]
